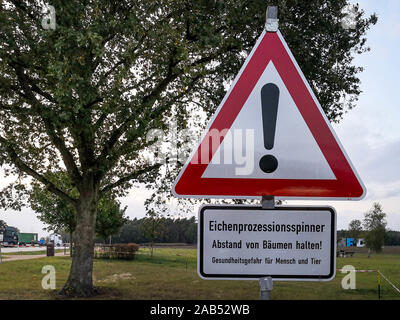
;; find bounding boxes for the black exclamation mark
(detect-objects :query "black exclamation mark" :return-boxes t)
[259,83,279,173]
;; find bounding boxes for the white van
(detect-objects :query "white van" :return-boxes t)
[49,234,63,247]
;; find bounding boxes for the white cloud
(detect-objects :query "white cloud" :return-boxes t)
[119,185,152,219]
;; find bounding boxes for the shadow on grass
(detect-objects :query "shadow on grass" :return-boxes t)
[51,286,126,300]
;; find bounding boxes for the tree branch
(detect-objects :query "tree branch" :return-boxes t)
[106,74,202,168]
[0,136,77,205]
[10,62,83,188]
[96,51,180,167]
[100,163,161,195]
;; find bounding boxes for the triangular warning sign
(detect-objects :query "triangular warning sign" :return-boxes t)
[173,30,366,200]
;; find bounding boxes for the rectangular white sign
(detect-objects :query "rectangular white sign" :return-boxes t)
[198,205,336,281]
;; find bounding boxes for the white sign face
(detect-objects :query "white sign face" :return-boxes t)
[202,61,335,181]
[0,234,3,242]
[198,205,336,281]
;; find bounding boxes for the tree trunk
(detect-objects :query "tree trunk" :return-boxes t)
[59,189,97,297]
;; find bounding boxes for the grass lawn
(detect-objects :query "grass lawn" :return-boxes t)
[0,247,399,300]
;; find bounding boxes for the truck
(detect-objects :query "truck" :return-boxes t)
[1,226,19,247]
[17,233,39,246]
[49,234,63,247]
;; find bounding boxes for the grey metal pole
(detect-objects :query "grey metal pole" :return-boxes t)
[266,6,279,32]
[260,195,275,299]
[261,195,275,209]
[259,276,273,300]
[0,233,3,263]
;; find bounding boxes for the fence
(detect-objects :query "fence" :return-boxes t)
[337,268,400,299]
[94,243,139,260]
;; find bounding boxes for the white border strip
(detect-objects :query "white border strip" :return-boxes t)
[337,269,377,273]
[379,270,400,294]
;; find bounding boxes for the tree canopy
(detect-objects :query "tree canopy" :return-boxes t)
[112,216,197,244]
[363,202,387,254]
[96,195,127,241]
[348,219,363,242]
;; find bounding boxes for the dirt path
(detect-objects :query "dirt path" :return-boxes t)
[1,252,69,262]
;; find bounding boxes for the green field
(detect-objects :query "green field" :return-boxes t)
[0,247,399,300]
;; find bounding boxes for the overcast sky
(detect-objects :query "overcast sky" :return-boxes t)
[1,0,399,237]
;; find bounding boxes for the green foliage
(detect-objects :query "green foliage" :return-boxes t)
[363,202,387,253]
[140,211,166,256]
[29,171,127,239]
[337,229,348,241]
[385,231,400,246]
[30,175,77,234]
[348,219,363,242]
[96,196,128,241]
[112,216,197,244]
[113,218,145,243]
[0,219,7,233]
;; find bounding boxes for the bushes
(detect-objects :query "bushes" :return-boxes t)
[94,243,139,260]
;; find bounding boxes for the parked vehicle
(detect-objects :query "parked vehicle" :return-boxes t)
[1,226,19,246]
[49,234,63,247]
[1,222,42,247]
[18,233,39,246]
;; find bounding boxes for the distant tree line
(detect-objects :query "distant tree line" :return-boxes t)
[107,216,197,244]
[384,231,400,246]
[338,229,400,246]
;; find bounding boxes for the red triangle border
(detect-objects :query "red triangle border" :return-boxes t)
[173,31,365,200]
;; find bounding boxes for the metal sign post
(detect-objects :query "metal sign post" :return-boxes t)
[265,6,279,32]
[260,195,275,299]
[259,277,273,300]
[0,234,3,264]
[173,3,362,303]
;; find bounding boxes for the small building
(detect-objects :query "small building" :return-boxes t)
[346,238,355,247]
